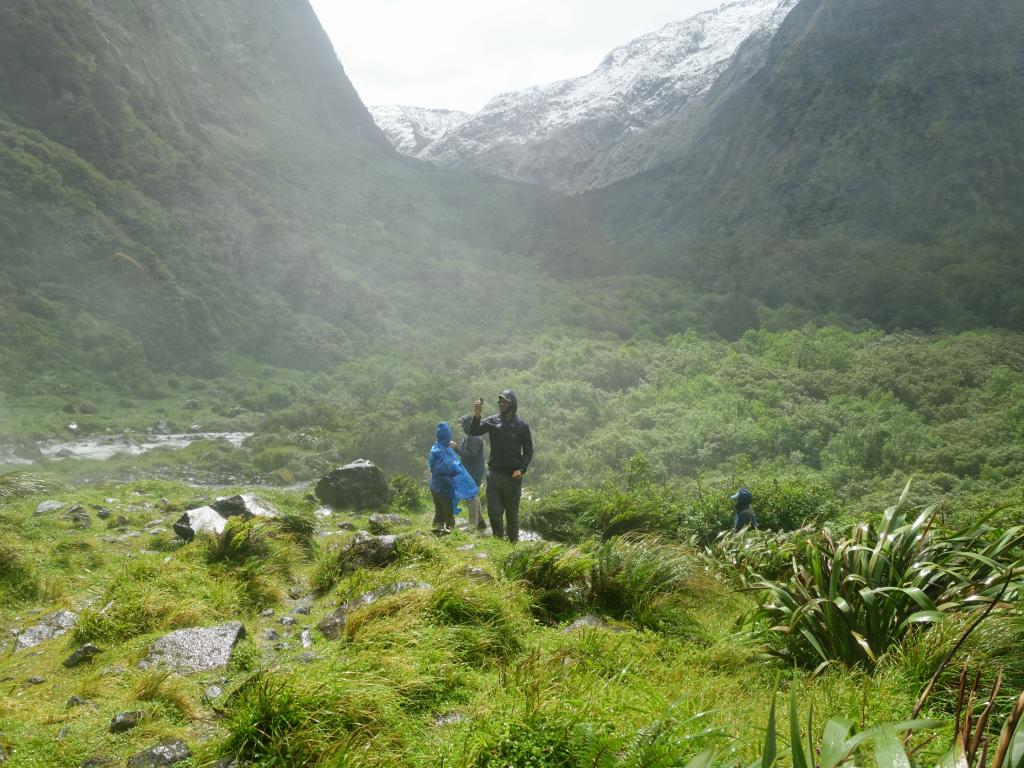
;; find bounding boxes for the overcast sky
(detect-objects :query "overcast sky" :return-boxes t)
[308,0,724,113]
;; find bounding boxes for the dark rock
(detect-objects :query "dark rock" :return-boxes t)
[368,513,409,534]
[66,695,93,709]
[153,421,171,434]
[110,711,143,733]
[139,622,245,674]
[212,493,280,519]
[293,604,311,616]
[34,500,65,516]
[64,643,103,668]
[126,740,190,767]
[94,506,113,520]
[263,629,279,641]
[337,521,356,531]
[337,531,399,574]
[25,676,45,685]
[111,515,130,528]
[61,506,91,527]
[80,758,114,768]
[279,616,296,626]
[314,460,394,510]
[15,610,78,650]
[287,587,303,600]
[317,581,427,640]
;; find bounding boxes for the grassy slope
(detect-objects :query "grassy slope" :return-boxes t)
[0,480,957,768]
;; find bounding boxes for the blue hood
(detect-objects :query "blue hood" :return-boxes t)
[435,421,452,444]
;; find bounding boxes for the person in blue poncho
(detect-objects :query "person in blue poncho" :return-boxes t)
[429,421,479,535]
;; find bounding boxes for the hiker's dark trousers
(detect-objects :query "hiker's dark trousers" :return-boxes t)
[486,469,521,542]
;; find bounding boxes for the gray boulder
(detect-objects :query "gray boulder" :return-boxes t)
[337,531,399,574]
[61,506,90,528]
[317,581,427,640]
[126,740,190,767]
[34,500,65,516]
[15,610,78,650]
[172,493,279,541]
[139,622,245,674]
[315,459,393,509]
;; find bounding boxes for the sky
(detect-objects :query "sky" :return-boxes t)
[308,0,723,113]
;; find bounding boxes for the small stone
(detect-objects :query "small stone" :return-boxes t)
[25,676,45,685]
[273,642,291,651]
[474,552,489,560]
[337,521,355,531]
[126,740,190,767]
[57,727,70,740]
[263,629,279,641]
[202,684,223,703]
[287,587,303,600]
[66,695,93,709]
[434,712,466,726]
[80,758,114,768]
[298,652,318,663]
[64,643,103,668]
[300,629,313,649]
[293,604,311,615]
[109,710,143,733]
[456,544,475,552]
[279,616,296,626]
[95,507,113,520]
[34,500,65,516]
[465,566,494,583]
[259,608,274,618]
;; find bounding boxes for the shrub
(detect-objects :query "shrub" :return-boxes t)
[501,542,592,622]
[588,536,704,636]
[753,484,1024,670]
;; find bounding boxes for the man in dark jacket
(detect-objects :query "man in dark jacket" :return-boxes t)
[470,389,533,543]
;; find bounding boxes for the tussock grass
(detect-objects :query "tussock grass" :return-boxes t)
[589,536,707,637]
[502,542,592,622]
[129,669,199,719]
[0,471,54,499]
[217,668,403,765]
[71,549,244,644]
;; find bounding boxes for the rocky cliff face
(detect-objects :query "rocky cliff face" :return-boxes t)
[370,0,797,193]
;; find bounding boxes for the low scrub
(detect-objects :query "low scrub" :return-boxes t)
[753,484,1024,670]
[501,542,592,622]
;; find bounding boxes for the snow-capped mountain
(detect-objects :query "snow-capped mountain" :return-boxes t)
[369,0,798,193]
[370,105,471,156]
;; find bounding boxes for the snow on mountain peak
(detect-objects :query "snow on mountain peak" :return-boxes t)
[369,0,798,192]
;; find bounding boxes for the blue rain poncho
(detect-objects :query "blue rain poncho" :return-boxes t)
[429,422,478,514]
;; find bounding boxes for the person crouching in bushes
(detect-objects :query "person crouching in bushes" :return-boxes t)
[429,421,479,535]
[731,487,758,531]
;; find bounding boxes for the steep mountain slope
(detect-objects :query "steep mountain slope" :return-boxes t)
[585,0,1024,331]
[0,0,587,389]
[370,0,798,193]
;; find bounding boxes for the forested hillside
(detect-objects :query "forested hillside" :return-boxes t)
[585,0,1024,331]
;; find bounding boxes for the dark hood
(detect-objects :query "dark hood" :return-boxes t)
[500,389,518,418]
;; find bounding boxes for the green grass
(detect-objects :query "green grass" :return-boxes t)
[1,481,1020,768]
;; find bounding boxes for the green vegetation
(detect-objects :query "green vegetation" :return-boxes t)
[0,479,1020,767]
